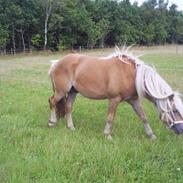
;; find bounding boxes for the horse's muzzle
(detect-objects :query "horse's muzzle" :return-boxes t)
[171,123,183,134]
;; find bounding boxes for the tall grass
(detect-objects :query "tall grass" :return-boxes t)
[0,47,183,183]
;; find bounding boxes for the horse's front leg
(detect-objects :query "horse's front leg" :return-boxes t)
[128,98,156,140]
[104,97,121,140]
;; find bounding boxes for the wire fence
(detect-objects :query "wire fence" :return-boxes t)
[1,44,183,56]
[0,45,114,56]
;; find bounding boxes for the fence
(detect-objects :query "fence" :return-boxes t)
[1,44,183,56]
[0,45,112,56]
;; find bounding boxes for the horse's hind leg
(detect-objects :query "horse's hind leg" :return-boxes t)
[65,88,77,130]
[128,98,156,140]
[48,92,65,127]
[104,97,121,140]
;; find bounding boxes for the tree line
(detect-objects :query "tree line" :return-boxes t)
[0,0,183,53]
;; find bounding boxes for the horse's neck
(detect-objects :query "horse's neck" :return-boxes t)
[144,93,162,114]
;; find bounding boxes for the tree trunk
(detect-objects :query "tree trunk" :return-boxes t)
[44,0,52,50]
[99,37,104,48]
[4,47,6,55]
[44,16,48,50]
[16,29,26,53]
[12,23,16,55]
[20,30,25,53]
[28,34,32,53]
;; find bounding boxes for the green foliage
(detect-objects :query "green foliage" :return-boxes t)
[57,42,66,51]
[0,0,183,51]
[0,25,9,48]
[175,14,183,43]
[31,34,42,48]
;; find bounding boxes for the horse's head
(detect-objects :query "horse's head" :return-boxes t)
[158,94,183,134]
[135,62,183,135]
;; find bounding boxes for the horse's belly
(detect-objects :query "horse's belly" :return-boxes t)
[72,81,107,99]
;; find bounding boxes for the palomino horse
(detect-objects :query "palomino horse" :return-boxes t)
[48,46,183,139]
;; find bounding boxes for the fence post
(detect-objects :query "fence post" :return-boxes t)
[29,48,32,54]
[176,44,178,55]
[79,46,81,52]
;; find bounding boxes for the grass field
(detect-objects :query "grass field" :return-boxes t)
[0,46,183,183]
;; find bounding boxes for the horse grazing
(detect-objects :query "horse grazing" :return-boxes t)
[48,46,183,139]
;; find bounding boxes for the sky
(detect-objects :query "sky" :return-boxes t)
[129,0,183,10]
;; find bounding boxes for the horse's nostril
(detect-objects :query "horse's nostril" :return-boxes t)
[171,123,183,134]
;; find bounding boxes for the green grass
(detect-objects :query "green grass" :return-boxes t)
[0,48,183,183]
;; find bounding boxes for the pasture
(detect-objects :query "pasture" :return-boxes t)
[0,46,183,183]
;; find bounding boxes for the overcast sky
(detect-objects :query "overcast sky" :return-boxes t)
[129,0,183,10]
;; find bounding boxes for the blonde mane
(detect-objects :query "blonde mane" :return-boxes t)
[107,45,144,65]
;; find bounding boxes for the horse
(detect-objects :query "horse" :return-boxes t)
[48,46,183,139]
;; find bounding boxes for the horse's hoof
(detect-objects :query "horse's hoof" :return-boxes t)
[68,126,75,131]
[149,134,157,140]
[48,121,56,128]
[105,134,113,140]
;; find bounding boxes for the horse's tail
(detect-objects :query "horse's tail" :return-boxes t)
[48,60,59,76]
[49,60,59,92]
[49,59,66,118]
[56,98,66,118]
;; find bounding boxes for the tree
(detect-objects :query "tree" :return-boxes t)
[168,4,181,43]
[0,25,9,51]
[43,0,52,50]
[0,0,183,52]
[176,15,183,43]
[0,0,9,52]
[4,0,22,54]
